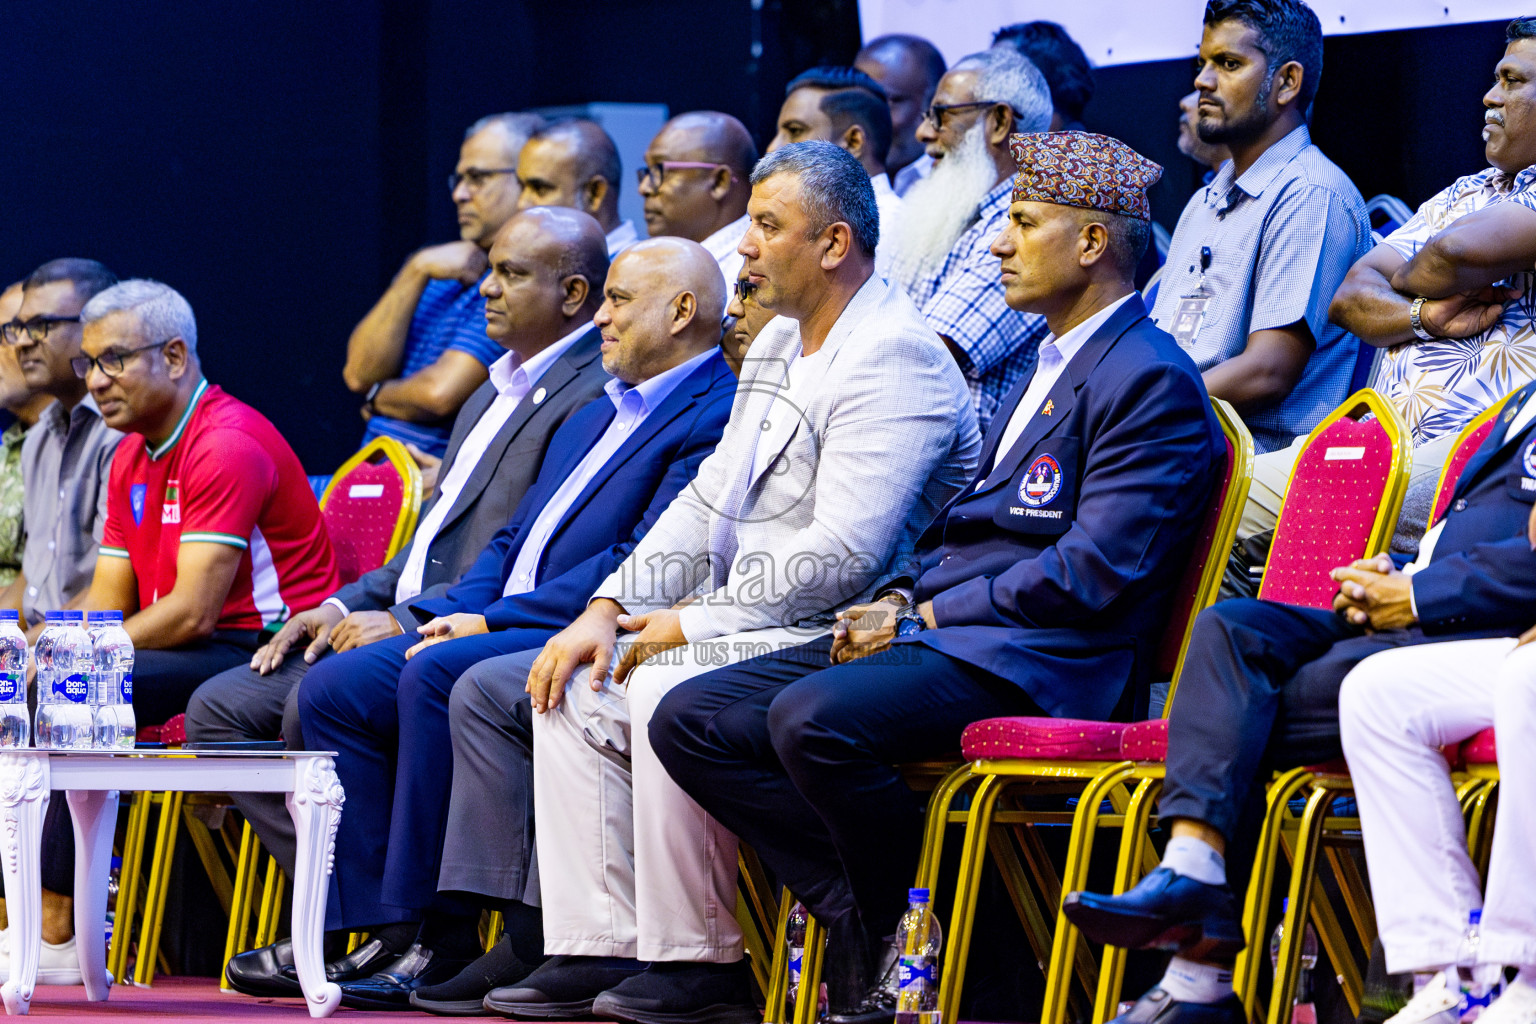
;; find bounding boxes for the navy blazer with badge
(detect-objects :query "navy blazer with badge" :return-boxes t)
[896,294,1224,721]
[409,350,737,630]
[1406,381,1536,635]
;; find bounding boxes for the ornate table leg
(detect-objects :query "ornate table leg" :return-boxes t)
[286,755,344,1018]
[0,754,49,1015]
[66,789,118,1001]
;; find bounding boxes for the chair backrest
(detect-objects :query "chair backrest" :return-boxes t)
[1159,398,1254,710]
[1258,388,1411,609]
[1364,193,1413,237]
[1142,264,1164,310]
[319,436,422,585]
[1428,393,1515,527]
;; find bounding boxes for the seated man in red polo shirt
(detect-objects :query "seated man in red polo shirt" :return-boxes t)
[77,279,339,728]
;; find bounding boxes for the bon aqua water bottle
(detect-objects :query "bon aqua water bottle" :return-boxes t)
[34,612,64,748]
[0,610,28,747]
[38,611,92,749]
[89,611,135,749]
[894,888,942,1024]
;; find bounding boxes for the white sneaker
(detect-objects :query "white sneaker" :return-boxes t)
[1479,980,1536,1024]
[1389,972,1463,1024]
[0,931,84,986]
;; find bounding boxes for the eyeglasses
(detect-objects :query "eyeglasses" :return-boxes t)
[636,162,737,188]
[71,339,171,379]
[1,316,80,345]
[447,167,518,192]
[733,278,759,303]
[921,101,1013,130]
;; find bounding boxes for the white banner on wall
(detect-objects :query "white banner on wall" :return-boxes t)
[859,0,1530,67]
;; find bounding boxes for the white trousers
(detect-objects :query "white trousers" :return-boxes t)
[1338,637,1536,974]
[532,626,825,961]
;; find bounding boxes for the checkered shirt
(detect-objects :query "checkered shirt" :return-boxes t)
[1150,126,1372,453]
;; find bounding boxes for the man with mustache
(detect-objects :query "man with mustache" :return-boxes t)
[1150,0,1371,588]
[1331,15,1536,554]
[888,46,1054,432]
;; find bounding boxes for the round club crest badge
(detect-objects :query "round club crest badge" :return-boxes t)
[1019,454,1063,507]
[1524,436,1536,478]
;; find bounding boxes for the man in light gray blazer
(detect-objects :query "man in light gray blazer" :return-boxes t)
[435,142,980,1021]
[185,207,612,876]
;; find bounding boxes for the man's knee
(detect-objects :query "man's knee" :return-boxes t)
[765,675,842,769]
[647,683,709,772]
[182,682,222,741]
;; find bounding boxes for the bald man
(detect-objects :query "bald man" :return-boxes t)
[517,119,637,255]
[261,239,739,1011]
[638,111,757,285]
[855,34,948,195]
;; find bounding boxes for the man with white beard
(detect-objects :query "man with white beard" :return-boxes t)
[889,47,1053,431]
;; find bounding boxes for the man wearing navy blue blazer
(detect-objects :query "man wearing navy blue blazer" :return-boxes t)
[1063,401,1536,1020]
[228,239,736,1009]
[650,132,1224,1024]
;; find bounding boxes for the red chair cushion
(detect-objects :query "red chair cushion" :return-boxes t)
[1120,718,1168,761]
[1260,413,1396,610]
[136,724,163,744]
[961,717,1126,761]
[1431,418,1497,525]
[159,713,187,746]
[1154,432,1237,676]
[1463,727,1498,765]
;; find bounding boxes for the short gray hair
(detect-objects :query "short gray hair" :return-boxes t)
[464,111,547,144]
[81,279,198,352]
[952,48,1053,134]
[748,141,879,258]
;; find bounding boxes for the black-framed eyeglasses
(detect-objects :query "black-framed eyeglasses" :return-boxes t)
[921,101,1013,130]
[636,161,737,188]
[447,167,519,192]
[1,316,81,346]
[71,339,171,379]
[733,278,760,303]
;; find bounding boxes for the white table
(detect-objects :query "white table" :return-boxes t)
[0,749,344,1017]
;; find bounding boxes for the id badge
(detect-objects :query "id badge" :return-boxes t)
[1169,291,1210,349]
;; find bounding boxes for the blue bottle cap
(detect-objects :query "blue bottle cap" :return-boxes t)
[86,611,112,623]
[44,610,65,622]
[63,610,84,622]
[1281,897,1289,912]
[108,610,124,621]
[0,610,16,622]
[908,888,930,903]
[1470,909,1482,925]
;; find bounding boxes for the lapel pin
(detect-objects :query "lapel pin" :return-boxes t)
[1041,399,1054,417]
[532,387,547,405]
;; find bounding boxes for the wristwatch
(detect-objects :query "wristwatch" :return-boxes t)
[1408,296,1436,342]
[895,605,927,638]
[363,381,383,414]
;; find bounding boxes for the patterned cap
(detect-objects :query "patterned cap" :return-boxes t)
[1008,131,1163,221]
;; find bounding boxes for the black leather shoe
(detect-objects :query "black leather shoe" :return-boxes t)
[1063,868,1245,959]
[823,912,895,1024]
[484,954,647,1019]
[409,935,543,1016]
[339,943,475,1010]
[272,935,403,988]
[226,938,302,997]
[1110,987,1246,1024]
[592,961,759,1024]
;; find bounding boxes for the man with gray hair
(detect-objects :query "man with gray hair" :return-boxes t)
[468,141,980,1023]
[77,279,340,724]
[889,47,1054,432]
[347,111,546,461]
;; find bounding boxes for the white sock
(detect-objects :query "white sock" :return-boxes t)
[1161,835,1226,886]
[1159,956,1233,1004]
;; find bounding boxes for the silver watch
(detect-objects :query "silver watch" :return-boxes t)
[1408,296,1435,342]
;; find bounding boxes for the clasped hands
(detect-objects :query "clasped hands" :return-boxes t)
[829,594,935,665]
[1330,553,1416,632]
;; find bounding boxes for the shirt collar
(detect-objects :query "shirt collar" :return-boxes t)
[147,377,210,460]
[1212,123,1311,202]
[1486,162,1536,194]
[606,221,639,256]
[870,172,895,200]
[604,347,714,416]
[701,213,751,261]
[489,324,589,397]
[1040,293,1135,364]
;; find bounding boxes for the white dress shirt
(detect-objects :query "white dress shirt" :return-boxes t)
[870,173,905,283]
[323,326,590,616]
[988,294,1134,475]
[503,348,714,596]
[702,213,751,290]
[607,221,639,256]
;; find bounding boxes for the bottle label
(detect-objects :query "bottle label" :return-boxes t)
[54,672,88,703]
[120,672,133,702]
[898,955,936,989]
[788,947,803,988]
[0,670,19,702]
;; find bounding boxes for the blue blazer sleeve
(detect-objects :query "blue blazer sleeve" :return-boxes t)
[1411,536,1536,634]
[930,362,1219,630]
[480,390,733,632]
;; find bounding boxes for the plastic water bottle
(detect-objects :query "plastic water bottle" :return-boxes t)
[36,611,91,749]
[0,611,28,747]
[894,888,942,1024]
[785,901,809,1015]
[1458,909,1503,1019]
[1270,898,1319,1024]
[89,611,135,749]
